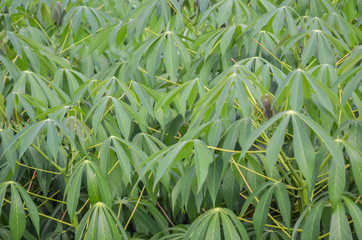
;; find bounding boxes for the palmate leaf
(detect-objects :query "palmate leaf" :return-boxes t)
[62,6,113,36]
[294,113,345,206]
[53,69,89,99]
[241,111,287,158]
[65,160,112,222]
[253,6,298,36]
[75,202,128,240]
[14,33,72,70]
[199,0,254,27]
[125,199,168,235]
[4,119,76,166]
[183,208,248,240]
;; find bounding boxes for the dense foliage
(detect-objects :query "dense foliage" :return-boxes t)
[0,0,361,239]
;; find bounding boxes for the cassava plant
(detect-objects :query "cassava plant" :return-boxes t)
[0,0,361,239]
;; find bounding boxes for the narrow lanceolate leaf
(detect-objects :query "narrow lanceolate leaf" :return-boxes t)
[15,184,40,236]
[92,97,109,135]
[113,140,132,182]
[347,122,362,195]
[292,117,315,189]
[112,98,131,139]
[301,201,324,240]
[218,0,232,26]
[274,183,291,229]
[253,186,274,239]
[86,166,102,205]
[266,115,290,175]
[343,196,362,240]
[97,208,113,240]
[302,31,316,66]
[67,165,84,221]
[85,207,98,240]
[133,82,154,115]
[290,74,303,111]
[194,140,214,192]
[204,213,221,240]
[47,122,59,160]
[220,211,241,239]
[346,145,362,195]
[10,184,26,240]
[0,185,6,218]
[75,207,94,240]
[207,159,223,206]
[164,36,179,81]
[328,151,345,207]
[329,202,352,240]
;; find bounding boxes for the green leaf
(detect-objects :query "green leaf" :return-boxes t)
[207,159,223,206]
[47,122,59,160]
[112,97,131,139]
[274,183,291,229]
[329,202,352,240]
[204,213,221,240]
[298,111,345,206]
[10,184,26,240]
[343,196,362,240]
[19,122,46,158]
[301,201,324,240]
[92,97,109,135]
[85,207,98,240]
[302,31,316,66]
[240,181,275,216]
[328,151,345,207]
[0,185,7,218]
[194,139,214,192]
[220,211,241,239]
[0,55,20,79]
[290,73,303,111]
[266,115,290,174]
[346,122,362,195]
[133,82,154,115]
[241,112,287,158]
[8,32,22,58]
[292,117,315,189]
[113,139,132,182]
[15,184,40,236]
[165,35,179,81]
[253,186,274,239]
[86,165,102,204]
[218,0,233,27]
[154,141,192,188]
[97,208,113,240]
[66,164,84,221]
